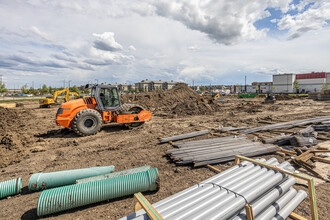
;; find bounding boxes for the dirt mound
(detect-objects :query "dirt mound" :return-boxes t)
[121,84,218,117]
[0,107,34,167]
[275,94,302,100]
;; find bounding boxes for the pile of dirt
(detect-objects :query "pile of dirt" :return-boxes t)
[0,107,34,167]
[121,84,219,117]
[275,94,297,100]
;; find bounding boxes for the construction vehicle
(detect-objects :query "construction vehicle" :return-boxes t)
[39,88,79,108]
[264,93,276,104]
[56,84,152,136]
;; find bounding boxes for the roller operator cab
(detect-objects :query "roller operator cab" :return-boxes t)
[56,84,152,136]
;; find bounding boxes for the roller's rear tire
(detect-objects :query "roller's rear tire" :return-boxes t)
[72,109,102,136]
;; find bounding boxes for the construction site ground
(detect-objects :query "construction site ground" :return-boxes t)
[0,92,329,219]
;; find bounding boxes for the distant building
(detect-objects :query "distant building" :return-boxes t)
[273,72,329,93]
[135,79,182,92]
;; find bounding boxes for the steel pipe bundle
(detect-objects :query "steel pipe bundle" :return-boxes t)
[120,158,306,220]
[0,178,22,199]
[29,165,115,191]
[167,136,278,166]
[37,168,159,216]
[240,116,330,134]
[159,130,210,143]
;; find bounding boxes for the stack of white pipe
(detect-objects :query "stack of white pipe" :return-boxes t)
[120,158,307,220]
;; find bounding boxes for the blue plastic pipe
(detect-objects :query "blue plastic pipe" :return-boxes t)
[29,165,114,191]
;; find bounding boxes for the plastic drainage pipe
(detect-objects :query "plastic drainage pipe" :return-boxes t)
[271,190,307,220]
[37,168,159,217]
[0,178,22,199]
[233,177,296,220]
[255,187,297,220]
[29,166,115,191]
[76,166,151,184]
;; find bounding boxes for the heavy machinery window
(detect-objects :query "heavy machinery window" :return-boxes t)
[100,88,119,107]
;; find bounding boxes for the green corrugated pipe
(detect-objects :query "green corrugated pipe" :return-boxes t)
[29,166,114,191]
[76,165,151,184]
[0,178,22,199]
[37,168,159,216]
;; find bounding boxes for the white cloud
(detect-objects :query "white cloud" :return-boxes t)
[92,32,123,51]
[278,1,330,39]
[129,45,136,51]
[142,0,294,45]
[29,26,52,41]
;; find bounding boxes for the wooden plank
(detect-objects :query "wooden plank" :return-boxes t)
[134,192,163,220]
[245,204,254,220]
[281,149,296,155]
[312,156,330,164]
[206,165,221,173]
[289,212,308,220]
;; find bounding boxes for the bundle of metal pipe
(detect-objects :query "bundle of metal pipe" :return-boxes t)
[167,136,278,166]
[240,116,330,134]
[159,130,210,143]
[120,158,306,220]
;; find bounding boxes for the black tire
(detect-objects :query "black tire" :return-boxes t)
[72,109,102,136]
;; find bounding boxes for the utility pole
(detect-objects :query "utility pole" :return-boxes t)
[245,76,247,92]
[68,80,71,89]
[95,79,98,84]
[32,81,34,89]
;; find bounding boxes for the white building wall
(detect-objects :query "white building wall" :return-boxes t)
[297,78,326,93]
[273,74,295,93]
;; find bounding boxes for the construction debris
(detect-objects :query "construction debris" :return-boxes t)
[240,116,330,134]
[280,148,330,180]
[262,126,320,147]
[167,136,279,166]
[262,134,293,145]
[158,129,210,143]
[308,90,330,101]
[290,136,318,147]
[313,125,329,131]
[121,158,306,220]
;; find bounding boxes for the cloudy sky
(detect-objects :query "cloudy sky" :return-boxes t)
[0,0,329,88]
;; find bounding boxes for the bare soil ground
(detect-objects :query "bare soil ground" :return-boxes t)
[0,87,329,220]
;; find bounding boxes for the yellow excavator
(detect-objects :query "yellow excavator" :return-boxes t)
[39,87,79,108]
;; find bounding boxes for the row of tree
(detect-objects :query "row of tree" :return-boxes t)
[0,82,91,95]
[20,84,91,95]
